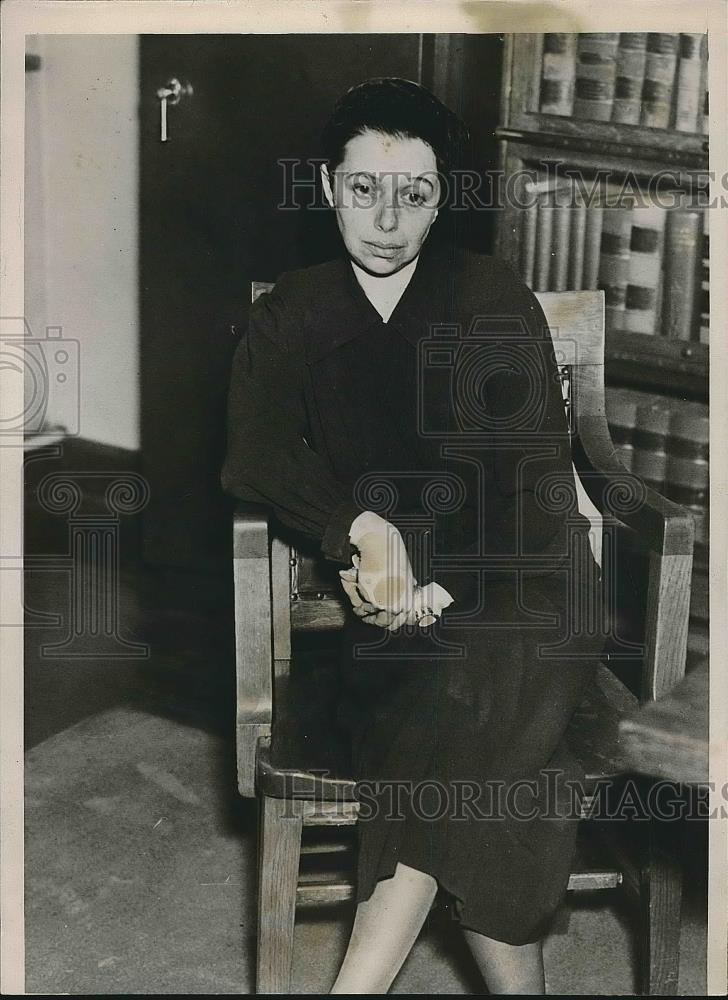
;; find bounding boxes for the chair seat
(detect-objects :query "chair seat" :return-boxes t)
[257,740,357,801]
[256,659,639,801]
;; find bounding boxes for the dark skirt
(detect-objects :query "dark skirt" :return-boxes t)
[335,559,606,946]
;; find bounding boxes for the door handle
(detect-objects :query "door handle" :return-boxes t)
[156,77,193,142]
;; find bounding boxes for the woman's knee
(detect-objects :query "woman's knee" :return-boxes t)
[393,861,438,894]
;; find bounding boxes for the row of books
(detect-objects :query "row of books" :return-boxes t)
[605,387,709,548]
[518,179,709,342]
[539,32,708,134]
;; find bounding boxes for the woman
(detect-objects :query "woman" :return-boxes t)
[221,78,604,994]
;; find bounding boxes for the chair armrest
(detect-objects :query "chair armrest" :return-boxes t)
[233,501,274,796]
[577,413,695,703]
[233,500,272,549]
[577,414,694,558]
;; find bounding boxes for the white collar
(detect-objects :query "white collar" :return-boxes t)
[351,255,419,323]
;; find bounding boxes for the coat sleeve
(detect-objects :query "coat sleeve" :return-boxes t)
[220,273,362,563]
[477,262,577,570]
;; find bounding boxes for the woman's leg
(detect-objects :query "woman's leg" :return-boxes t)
[330,862,438,994]
[462,928,545,995]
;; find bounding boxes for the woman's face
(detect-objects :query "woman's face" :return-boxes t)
[321,129,440,276]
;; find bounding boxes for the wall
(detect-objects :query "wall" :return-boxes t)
[25,34,139,451]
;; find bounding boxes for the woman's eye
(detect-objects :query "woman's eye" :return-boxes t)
[404,189,426,206]
[353,180,372,195]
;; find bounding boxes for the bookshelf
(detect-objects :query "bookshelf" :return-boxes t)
[495,32,709,400]
[494,32,710,667]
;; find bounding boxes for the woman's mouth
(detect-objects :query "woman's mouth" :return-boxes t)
[364,241,405,258]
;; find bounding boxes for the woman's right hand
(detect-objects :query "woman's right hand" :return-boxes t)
[338,567,412,631]
[339,566,455,631]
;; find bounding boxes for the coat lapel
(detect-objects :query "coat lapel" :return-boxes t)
[303,239,456,364]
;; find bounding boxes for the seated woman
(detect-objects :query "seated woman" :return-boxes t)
[221,77,604,995]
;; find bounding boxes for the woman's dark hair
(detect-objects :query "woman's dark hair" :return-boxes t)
[321,77,469,176]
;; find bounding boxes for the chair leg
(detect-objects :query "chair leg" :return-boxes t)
[256,795,303,994]
[639,818,682,995]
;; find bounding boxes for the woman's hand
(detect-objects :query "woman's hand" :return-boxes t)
[339,567,455,632]
[339,566,414,631]
[341,512,455,630]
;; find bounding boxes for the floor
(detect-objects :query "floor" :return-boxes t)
[23,557,708,995]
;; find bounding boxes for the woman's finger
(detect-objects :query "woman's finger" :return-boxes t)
[360,608,387,627]
[339,574,364,609]
[340,569,386,617]
[341,569,413,625]
[386,609,409,632]
[355,602,381,619]
[345,590,382,620]
[414,581,455,618]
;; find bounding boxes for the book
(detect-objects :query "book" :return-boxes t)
[605,389,709,553]
[674,33,707,132]
[519,197,538,287]
[667,402,709,466]
[665,402,709,550]
[521,176,572,289]
[700,35,710,135]
[663,456,708,510]
[534,189,555,291]
[582,204,604,289]
[693,511,709,550]
[632,397,671,494]
[605,387,640,471]
[612,33,648,125]
[640,33,679,129]
[573,33,619,122]
[662,209,702,341]
[607,391,709,536]
[699,209,709,343]
[568,187,588,291]
[623,204,666,334]
[540,33,577,116]
[549,187,571,291]
[598,194,633,333]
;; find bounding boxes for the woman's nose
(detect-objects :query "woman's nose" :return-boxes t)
[374,196,399,233]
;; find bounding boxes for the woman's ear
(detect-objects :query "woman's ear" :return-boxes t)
[320,163,335,208]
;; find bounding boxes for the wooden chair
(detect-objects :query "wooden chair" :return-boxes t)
[231,286,695,994]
